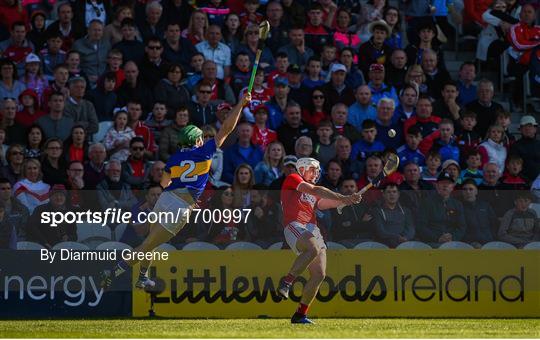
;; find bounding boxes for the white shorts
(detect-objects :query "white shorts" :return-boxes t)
[284,221,327,255]
[152,189,194,235]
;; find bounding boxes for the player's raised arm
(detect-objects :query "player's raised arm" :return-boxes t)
[214,92,252,148]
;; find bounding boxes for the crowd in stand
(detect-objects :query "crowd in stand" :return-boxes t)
[0,0,538,251]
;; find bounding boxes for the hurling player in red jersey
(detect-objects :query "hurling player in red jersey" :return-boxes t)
[279,157,362,324]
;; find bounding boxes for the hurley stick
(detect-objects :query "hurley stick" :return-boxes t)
[247,20,271,94]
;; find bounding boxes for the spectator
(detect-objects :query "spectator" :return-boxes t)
[96,159,137,210]
[330,178,374,247]
[83,142,106,190]
[304,3,333,55]
[476,0,517,63]
[22,53,47,100]
[181,9,208,46]
[0,58,26,102]
[0,21,34,74]
[495,110,515,149]
[65,160,86,209]
[199,60,236,105]
[367,63,399,106]
[340,47,365,90]
[348,85,377,131]
[72,0,111,29]
[0,1,29,41]
[418,119,460,164]
[162,22,196,68]
[146,160,165,189]
[120,185,162,248]
[313,120,336,167]
[116,62,149,111]
[375,98,403,150]
[104,5,136,46]
[144,101,171,145]
[154,64,190,118]
[421,149,442,183]
[63,77,99,136]
[195,25,231,80]
[139,37,170,89]
[188,80,217,127]
[501,154,530,190]
[459,150,484,185]
[245,185,282,248]
[498,191,540,248]
[240,68,273,123]
[405,64,429,96]
[478,162,509,218]
[222,121,263,184]
[24,124,44,159]
[478,124,507,172]
[465,79,503,138]
[72,20,111,86]
[237,23,275,71]
[267,53,289,89]
[0,178,29,241]
[356,154,385,206]
[417,171,467,247]
[510,116,540,181]
[251,104,277,151]
[16,88,45,128]
[41,64,69,111]
[294,136,313,159]
[201,125,227,188]
[159,107,190,161]
[405,20,443,69]
[357,20,393,79]
[0,144,24,184]
[322,63,355,108]
[28,184,76,248]
[265,77,290,131]
[12,158,49,214]
[397,125,425,169]
[330,103,362,144]
[37,92,74,141]
[320,159,342,192]
[232,163,255,208]
[302,57,324,90]
[356,0,386,41]
[333,9,361,55]
[421,49,451,101]
[399,161,433,218]
[44,3,83,52]
[265,1,290,55]
[456,110,482,161]
[39,32,66,81]
[277,26,314,69]
[351,119,385,164]
[207,186,246,247]
[222,13,242,54]
[254,141,285,186]
[86,71,117,121]
[121,137,151,192]
[276,101,313,155]
[385,49,408,90]
[374,182,415,248]
[334,135,363,180]
[211,102,237,149]
[104,108,135,162]
[100,49,124,90]
[127,100,157,159]
[63,125,88,163]
[2,97,26,145]
[268,154,297,203]
[433,80,461,125]
[442,159,461,184]
[137,1,165,41]
[457,62,478,106]
[231,52,251,95]
[460,178,498,248]
[41,138,67,185]
[113,18,145,65]
[403,95,441,138]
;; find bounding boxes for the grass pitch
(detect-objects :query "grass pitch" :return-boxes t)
[0,318,538,338]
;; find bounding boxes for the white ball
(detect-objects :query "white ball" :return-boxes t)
[388,129,396,138]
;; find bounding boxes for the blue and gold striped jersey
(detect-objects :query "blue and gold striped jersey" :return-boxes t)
[164,139,216,200]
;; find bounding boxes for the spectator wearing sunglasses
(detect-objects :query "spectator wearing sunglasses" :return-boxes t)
[121,137,151,192]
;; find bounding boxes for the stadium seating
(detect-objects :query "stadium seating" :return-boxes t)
[481,242,517,250]
[16,241,45,250]
[267,242,283,250]
[52,242,90,250]
[353,241,389,249]
[523,242,540,250]
[438,241,475,249]
[95,241,132,251]
[182,242,220,251]
[93,121,113,143]
[155,243,177,251]
[326,241,347,250]
[396,241,432,249]
[225,242,263,250]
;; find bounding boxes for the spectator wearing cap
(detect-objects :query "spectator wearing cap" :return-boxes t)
[403,94,441,138]
[367,63,399,106]
[251,104,278,151]
[417,171,467,247]
[357,20,394,79]
[0,59,26,104]
[117,61,155,113]
[277,26,314,69]
[421,49,451,102]
[348,85,377,131]
[460,179,498,248]
[375,98,403,150]
[22,53,47,101]
[37,92,74,141]
[1,98,24,145]
[39,32,66,80]
[441,159,461,185]
[0,21,34,75]
[374,182,415,248]
[15,89,44,128]
[399,162,433,221]
[276,101,313,155]
[64,77,99,136]
[498,191,540,248]
[28,184,77,248]
[265,77,290,130]
[465,79,503,138]
[254,140,285,186]
[330,178,374,247]
[72,20,111,86]
[330,103,362,144]
[188,80,218,127]
[96,159,137,210]
[404,20,445,69]
[322,63,355,109]
[222,121,264,184]
[159,107,190,161]
[122,137,152,192]
[196,25,231,80]
[154,63,191,117]
[510,115,540,181]
[304,3,333,55]
[86,71,118,121]
[419,119,460,165]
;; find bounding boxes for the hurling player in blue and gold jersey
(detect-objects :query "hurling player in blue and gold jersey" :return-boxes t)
[100,92,252,289]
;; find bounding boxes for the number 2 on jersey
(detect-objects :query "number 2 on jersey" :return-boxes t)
[179,160,198,182]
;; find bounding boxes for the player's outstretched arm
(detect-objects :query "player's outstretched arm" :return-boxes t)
[297,182,361,210]
[318,191,362,210]
[214,92,252,148]
[160,171,172,189]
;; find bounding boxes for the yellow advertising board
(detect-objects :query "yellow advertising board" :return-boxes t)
[132,250,540,318]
